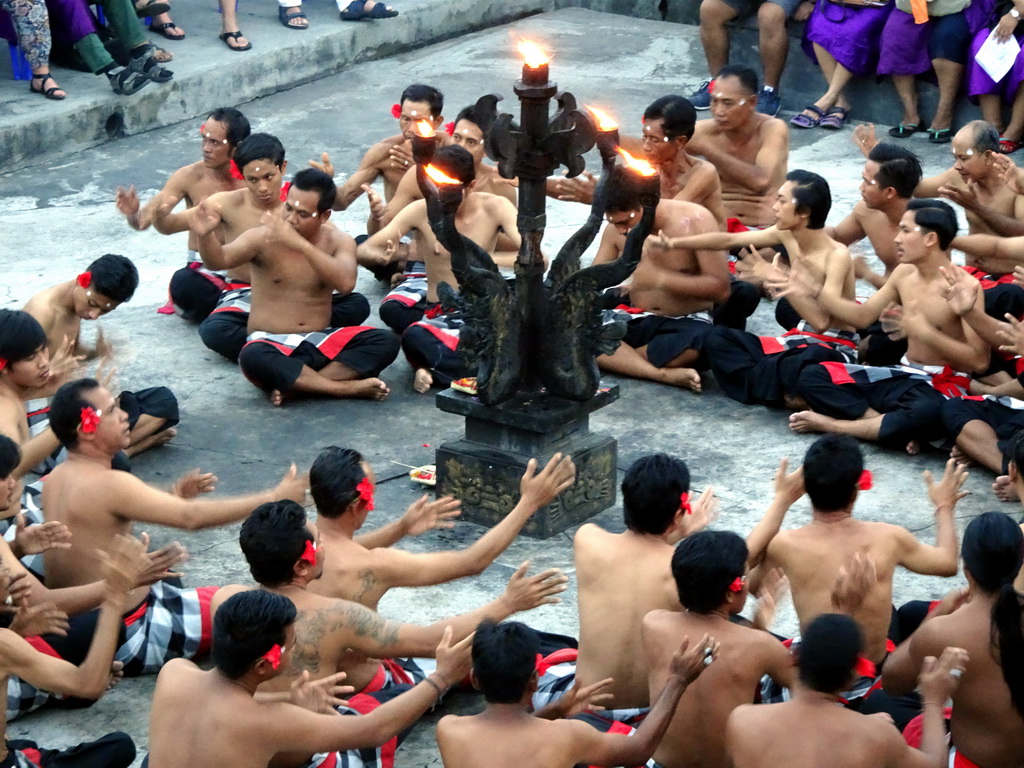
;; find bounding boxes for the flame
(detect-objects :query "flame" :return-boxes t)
[416,120,435,138]
[586,106,618,132]
[424,164,462,186]
[517,39,549,68]
[617,147,658,177]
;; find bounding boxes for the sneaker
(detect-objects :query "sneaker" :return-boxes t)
[691,80,712,110]
[757,87,781,117]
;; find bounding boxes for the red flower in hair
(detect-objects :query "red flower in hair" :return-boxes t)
[709,79,716,94]
[199,123,205,135]
[356,477,375,511]
[262,644,282,670]
[444,122,455,136]
[680,491,692,515]
[300,539,318,566]
[229,159,244,181]
[853,657,876,678]
[279,181,291,202]
[391,104,402,119]
[728,577,744,593]
[0,358,6,372]
[858,470,873,491]
[77,272,92,289]
[79,406,101,434]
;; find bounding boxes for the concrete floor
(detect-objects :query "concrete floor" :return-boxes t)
[0,8,1001,768]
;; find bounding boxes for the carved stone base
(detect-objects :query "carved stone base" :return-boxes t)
[434,386,619,538]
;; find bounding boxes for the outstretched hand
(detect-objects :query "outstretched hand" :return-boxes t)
[997,313,1024,357]
[773,457,805,505]
[923,458,969,511]
[290,670,354,714]
[939,265,980,317]
[555,171,597,204]
[13,515,72,556]
[132,532,188,588]
[402,495,461,537]
[310,152,336,178]
[669,633,720,686]
[852,123,877,157]
[172,469,218,499]
[831,553,878,614]
[519,453,576,510]
[502,561,568,613]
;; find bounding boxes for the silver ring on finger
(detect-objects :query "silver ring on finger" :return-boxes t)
[949,668,962,679]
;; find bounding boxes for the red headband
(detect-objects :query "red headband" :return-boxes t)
[858,470,873,491]
[80,406,101,434]
[299,539,317,566]
[77,272,92,289]
[680,492,692,515]
[356,477,375,511]
[262,644,282,670]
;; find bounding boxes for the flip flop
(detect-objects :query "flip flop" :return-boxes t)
[151,21,185,40]
[339,0,366,19]
[219,30,252,51]
[1000,136,1024,154]
[927,128,952,144]
[789,104,824,129]
[888,122,921,138]
[278,5,308,28]
[134,1,170,17]
[819,106,849,130]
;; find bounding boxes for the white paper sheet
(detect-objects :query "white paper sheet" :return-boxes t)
[975,28,1021,84]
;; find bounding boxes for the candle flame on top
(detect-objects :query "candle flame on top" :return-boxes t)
[416,120,435,138]
[586,106,618,132]
[517,39,549,68]
[617,148,658,177]
[424,164,462,185]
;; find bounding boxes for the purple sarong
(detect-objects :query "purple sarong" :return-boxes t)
[42,0,98,47]
[965,26,1024,100]
[878,8,932,74]
[803,0,894,76]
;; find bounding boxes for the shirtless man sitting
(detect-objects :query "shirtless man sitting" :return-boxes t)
[114,107,250,322]
[686,66,789,230]
[212,500,566,768]
[727,613,966,768]
[754,435,965,705]
[193,167,398,405]
[40,377,307,676]
[437,620,715,768]
[306,446,575,609]
[357,145,520,392]
[148,589,472,768]
[663,170,856,345]
[594,167,729,392]
[883,512,1024,768]
[557,95,726,228]
[376,102,518,334]
[23,254,179,457]
[827,143,922,366]
[0,533,147,768]
[193,134,370,363]
[780,200,988,446]
[533,453,716,719]
[642,530,795,768]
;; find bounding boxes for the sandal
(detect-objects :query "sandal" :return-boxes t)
[1000,136,1023,154]
[888,122,921,138]
[134,1,170,17]
[129,46,173,83]
[151,21,185,40]
[819,106,849,130]
[29,72,66,100]
[927,127,952,144]
[278,5,308,28]
[789,104,824,129]
[340,0,398,19]
[107,66,150,96]
[219,30,252,51]
[364,1,398,17]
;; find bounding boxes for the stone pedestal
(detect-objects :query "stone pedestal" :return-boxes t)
[434,385,619,538]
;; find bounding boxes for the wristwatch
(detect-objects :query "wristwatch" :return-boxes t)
[1012,7,1021,19]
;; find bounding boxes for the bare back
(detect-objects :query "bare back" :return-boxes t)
[767,519,905,663]
[574,525,680,708]
[645,611,793,768]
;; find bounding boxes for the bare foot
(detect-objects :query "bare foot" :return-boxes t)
[270,389,288,407]
[337,378,390,401]
[661,367,702,392]
[993,475,1020,502]
[789,410,830,434]
[413,368,433,394]
[906,440,921,456]
[949,445,973,465]
[124,427,177,456]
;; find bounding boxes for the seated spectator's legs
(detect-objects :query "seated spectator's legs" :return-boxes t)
[967,25,1024,147]
[877,9,931,131]
[0,0,65,98]
[699,0,741,80]
[757,0,790,92]
[927,11,970,137]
